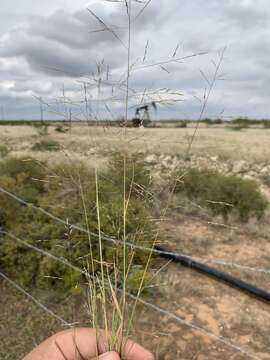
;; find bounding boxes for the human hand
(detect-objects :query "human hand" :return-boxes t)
[23,328,154,360]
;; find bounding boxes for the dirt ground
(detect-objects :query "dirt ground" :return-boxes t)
[1,125,270,359]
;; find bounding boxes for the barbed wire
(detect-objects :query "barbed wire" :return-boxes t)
[1,186,270,275]
[0,270,70,327]
[0,230,263,360]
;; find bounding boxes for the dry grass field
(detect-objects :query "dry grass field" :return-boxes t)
[2,124,270,163]
[1,124,270,360]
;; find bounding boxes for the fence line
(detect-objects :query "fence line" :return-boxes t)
[1,186,270,275]
[0,270,70,327]
[0,230,262,360]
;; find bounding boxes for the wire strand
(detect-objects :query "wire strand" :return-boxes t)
[0,270,70,327]
[0,186,269,275]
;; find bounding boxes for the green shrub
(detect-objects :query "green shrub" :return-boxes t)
[201,118,223,125]
[175,168,268,222]
[126,270,152,295]
[55,124,69,133]
[0,157,46,229]
[263,121,270,129]
[0,145,9,158]
[201,118,213,126]
[0,229,42,286]
[0,176,18,227]
[0,154,155,291]
[0,156,46,196]
[0,156,47,285]
[32,139,60,151]
[231,117,249,125]
[214,118,223,124]
[227,125,249,131]
[176,121,187,128]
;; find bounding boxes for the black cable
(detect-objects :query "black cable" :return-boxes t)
[155,245,270,303]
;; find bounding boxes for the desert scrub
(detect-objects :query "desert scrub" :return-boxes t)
[55,124,69,133]
[126,269,153,295]
[0,145,9,158]
[33,122,49,136]
[226,124,249,131]
[0,154,156,290]
[175,168,268,222]
[175,121,187,128]
[0,157,47,284]
[263,121,270,129]
[32,139,60,151]
[0,156,46,203]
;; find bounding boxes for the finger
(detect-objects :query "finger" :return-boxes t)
[90,351,121,360]
[124,339,154,360]
[23,328,154,360]
[53,328,154,360]
[54,328,99,359]
[23,328,99,360]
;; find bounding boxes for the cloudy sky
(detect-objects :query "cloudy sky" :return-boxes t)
[0,0,270,120]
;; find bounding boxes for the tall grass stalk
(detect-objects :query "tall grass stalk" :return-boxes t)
[122,1,132,336]
[95,169,109,341]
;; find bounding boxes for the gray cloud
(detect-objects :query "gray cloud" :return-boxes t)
[0,0,270,119]
[223,1,269,29]
[0,2,162,79]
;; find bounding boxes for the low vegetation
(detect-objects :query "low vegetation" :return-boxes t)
[263,121,270,129]
[55,124,70,133]
[226,124,249,131]
[32,139,60,151]
[33,123,49,136]
[175,121,187,128]
[1,117,270,128]
[0,145,9,158]
[0,154,155,292]
[175,168,268,222]
[201,118,223,125]
[0,150,269,296]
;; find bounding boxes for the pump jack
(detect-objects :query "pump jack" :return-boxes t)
[132,102,157,128]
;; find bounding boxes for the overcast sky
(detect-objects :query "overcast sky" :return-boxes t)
[0,0,270,120]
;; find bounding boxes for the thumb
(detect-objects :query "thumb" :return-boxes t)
[98,351,121,360]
